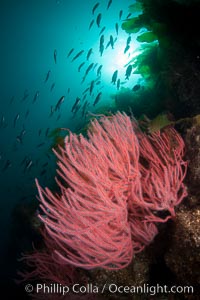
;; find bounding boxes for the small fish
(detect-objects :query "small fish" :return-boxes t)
[107,0,112,10]
[2,160,12,172]
[25,109,29,119]
[67,48,74,58]
[46,153,51,160]
[54,49,57,64]
[78,62,85,72]
[119,10,123,20]
[82,100,89,117]
[67,88,70,94]
[16,136,22,144]
[9,96,14,104]
[38,129,42,136]
[93,63,98,70]
[132,84,141,92]
[56,114,61,122]
[82,94,87,102]
[110,35,114,49]
[42,162,48,168]
[99,35,104,47]
[16,128,26,144]
[89,19,94,30]
[55,96,65,111]
[20,156,28,166]
[71,97,80,113]
[82,87,89,95]
[99,26,106,36]
[99,35,104,55]
[0,115,6,128]
[111,70,118,84]
[125,65,132,80]
[40,169,47,176]
[92,2,99,15]
[96,13,102,28]
[85,62,94,75]
[72,103,81,117]
[49,105,54,117]
[124,44,130,54]
[50,83,55,92]
[117,78,121,90]
[86,48,93,60]
[24,159,33,171]
[21,89,29,101]
[115,23,119,35]
[99,44,104,56]
[105,41,111,49]
[99,33,104,46]
[45,127,50,137]
[89,80,95,95]
[127,36,131,45]
[71,50,84,62]
[97,65,103,77]
[45,70,51,83]
[93,92,102,106]
[33,91,39,103]
[126,13,132,19]
[37,142,45,148]
[82,63,94,82]
[14,113,20,128]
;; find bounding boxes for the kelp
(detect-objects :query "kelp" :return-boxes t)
[128,2,143,13]
[136,31,158,43]
[139,113,173,133]
[132,45,160,81]
[121,17,143,34]
[139,113,200,133]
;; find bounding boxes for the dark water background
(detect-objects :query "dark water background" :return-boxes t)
[0,0,141,285]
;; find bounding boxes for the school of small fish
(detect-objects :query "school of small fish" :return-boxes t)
[1,0,141,187]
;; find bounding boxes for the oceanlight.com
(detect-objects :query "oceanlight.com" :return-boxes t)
[24,283,194,296]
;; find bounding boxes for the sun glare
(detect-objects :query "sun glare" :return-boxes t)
[96,35,142,90]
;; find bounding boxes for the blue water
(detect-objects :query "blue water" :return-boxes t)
[0,0,142,278]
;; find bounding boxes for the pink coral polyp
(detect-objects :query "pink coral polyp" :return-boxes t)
[36,112,187,270]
